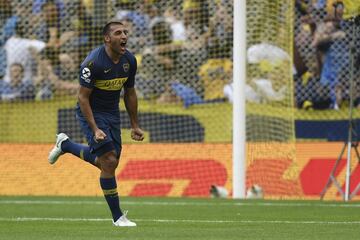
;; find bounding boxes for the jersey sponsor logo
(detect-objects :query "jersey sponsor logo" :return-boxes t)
[123,63,129,72]
[95,77,128,91]
[81,67,91,83]
[104,68,111,73]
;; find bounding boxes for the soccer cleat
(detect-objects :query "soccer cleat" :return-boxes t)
[113,211,137,227]
[48,133,69,164]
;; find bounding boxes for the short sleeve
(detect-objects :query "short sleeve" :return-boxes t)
[124,56,137,88]
[79,62,95,88]
[28,39,46,52]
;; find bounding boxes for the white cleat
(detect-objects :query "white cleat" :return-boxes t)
[113,211,137,227]
[48,133,69,165]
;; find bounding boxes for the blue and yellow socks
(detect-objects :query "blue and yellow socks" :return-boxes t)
[100,177,122,221]
[61,139,97,166]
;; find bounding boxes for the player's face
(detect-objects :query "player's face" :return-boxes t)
[107,24,128,55]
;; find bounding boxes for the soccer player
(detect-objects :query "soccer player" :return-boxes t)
[48,20,144,227]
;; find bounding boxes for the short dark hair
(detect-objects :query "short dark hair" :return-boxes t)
[102,20,124,36]
[11,63,24,71]
[332,1,344,8]
[41,0,57,10]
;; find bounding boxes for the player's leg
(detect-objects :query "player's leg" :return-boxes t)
[48,133,100,168]
[48,111,105,167]
[61,137,100,168]
[95,143,136,227]
[90,117,135,227]
[97,149,123,222]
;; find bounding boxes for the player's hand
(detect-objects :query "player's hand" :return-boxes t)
[131,127,144,141]
[94,128,107,143]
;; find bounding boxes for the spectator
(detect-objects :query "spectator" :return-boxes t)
[0,0,38,78]
[294,0,318,77]
[115,0,151,41]
[0,63,35,101]
[3,21,46,84]
[32,0,65,16]
[198,43,232,101]
[295,62,333,109]
[61,0,95,60]
[174,0,209,94]
[163,3,186,42]
[326,0,360,19]
[1,0,37,45]
[161,40,233,107]
[33,51,56,100]
[33,49,77,100]
[57,52,78,82]
[35,0,74,49]
[312,1,349,109]
[30,0,88,84]
[206,0,233,58]
[182,0,209,44]
[0,0,12,78]
[138,17,181,99]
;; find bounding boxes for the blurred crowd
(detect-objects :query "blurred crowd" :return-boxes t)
[0,0,233,106]
[0,0,95,101]
[294,0,360,110]
[0,0,359,110]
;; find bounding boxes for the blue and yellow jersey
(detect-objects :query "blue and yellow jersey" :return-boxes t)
[78,45,137,114]
[198,58,232,101]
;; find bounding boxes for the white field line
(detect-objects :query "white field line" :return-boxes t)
[1,200,360,208]
[0,217,359,225]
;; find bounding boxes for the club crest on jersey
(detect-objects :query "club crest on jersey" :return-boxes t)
[81,67,91,83]
[123,63,129,72]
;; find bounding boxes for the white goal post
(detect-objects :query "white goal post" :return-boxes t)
[232,0,247,199]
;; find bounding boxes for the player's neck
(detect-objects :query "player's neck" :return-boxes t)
[104,46,122,64]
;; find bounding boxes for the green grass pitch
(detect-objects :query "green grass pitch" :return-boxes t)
[0,196,359,240]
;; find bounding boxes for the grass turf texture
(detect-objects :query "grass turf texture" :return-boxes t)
[0,196,359,240]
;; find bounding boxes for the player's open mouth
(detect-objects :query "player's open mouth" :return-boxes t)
[119,42,126,52]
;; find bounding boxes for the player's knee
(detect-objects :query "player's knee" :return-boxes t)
[100,151,119,172]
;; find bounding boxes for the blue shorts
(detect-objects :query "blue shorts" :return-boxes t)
[76,110,122,158]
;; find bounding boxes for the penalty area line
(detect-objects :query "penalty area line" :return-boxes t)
[0,217,359,225]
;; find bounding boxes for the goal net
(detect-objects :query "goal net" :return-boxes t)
[4,0,355,200]
[245,0,299,198]
[0,0,234,198]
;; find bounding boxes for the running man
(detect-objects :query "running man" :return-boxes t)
[48,20,144,227]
